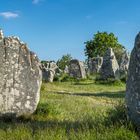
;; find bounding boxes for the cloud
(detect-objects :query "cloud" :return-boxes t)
[0,12,19,19]
[32,0,40,4]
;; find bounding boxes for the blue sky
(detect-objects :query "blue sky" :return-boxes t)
[0,0,140,61]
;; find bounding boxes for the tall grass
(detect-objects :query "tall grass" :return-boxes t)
[0,80,139,140]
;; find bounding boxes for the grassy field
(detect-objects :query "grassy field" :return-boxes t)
[0,80,139,140]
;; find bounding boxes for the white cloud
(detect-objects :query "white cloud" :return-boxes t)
[32,0,40,4]
[0,12,19,19]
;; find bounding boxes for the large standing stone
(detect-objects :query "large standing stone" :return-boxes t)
[100,48,120,80]
[88,57,103,74]
[119,51,130,78]
[69,59,86,79]
[0,30,42,117]
[126,32,140,126]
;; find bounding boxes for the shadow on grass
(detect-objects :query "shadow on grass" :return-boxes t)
[52,91,125,99]
[0,102,139,138]
[73,82,94,85]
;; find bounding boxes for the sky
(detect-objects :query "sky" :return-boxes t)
[0,0,140,61]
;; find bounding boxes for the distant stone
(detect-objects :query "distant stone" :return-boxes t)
[0,29,4,41]
[88,57,103,74]
[41,61,61,82]
[69,59,86,79]
[0,29,42,117]
[42,64,55,82]
[119,51,130,78]
[64,65,69,74]
[100,48,120,80]
[126,32,140,127]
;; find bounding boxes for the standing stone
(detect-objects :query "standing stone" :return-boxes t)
[88,57,103,74]
[41,61,61,82]
[0,29,4,41]
[41,64,55,82]
[126,32,140,126]
[69,59,86,79]
[0,30,42,117]
[119,51,130,78]
[100,48,120,80]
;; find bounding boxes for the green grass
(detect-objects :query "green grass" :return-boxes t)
[0,80,139,140]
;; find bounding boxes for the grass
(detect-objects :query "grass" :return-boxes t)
[0,80,139,140]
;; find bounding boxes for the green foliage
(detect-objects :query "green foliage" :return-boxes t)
[84,31,125,64]
[57,54,72,70]
[54,73,78,82]
[95,74,123,86]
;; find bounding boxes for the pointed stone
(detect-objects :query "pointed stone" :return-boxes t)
[100,48,120,80]
[119,51,130,78]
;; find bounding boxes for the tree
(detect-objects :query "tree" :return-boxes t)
[57,54,72,70]
[84,31,125,64]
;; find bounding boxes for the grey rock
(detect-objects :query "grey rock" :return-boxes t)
[119,51,130,78]
[0,30,42,117]
[88,57,103,74]
[126,32,140,126]
[41,61,61,82]
[42,67,55,82]
[0,29,4,40]
[100,48,120,80]
[69,59,86,79]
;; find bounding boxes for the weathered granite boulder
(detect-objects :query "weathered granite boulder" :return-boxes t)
[41,64,55,82]
[100,48,120,80]
[88,57,103,74]
[41,61,62,82]
[69,59,86,79]
[119,51,130,78]
[126,32,140,126]
[0,29,42,117]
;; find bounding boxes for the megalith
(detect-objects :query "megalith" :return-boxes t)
[69,59,86,79]
[100,48,120,80]
[88,57,103,74]
[119,51,130,78]
[0,29,42,117]
[126,32,140,126]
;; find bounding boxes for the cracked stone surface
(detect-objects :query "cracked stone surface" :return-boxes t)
[119,51,130,78]
[0,30,42,117]
[100,48,120,80]
[88,57,103,74]
[126,32,140,126]
[69,59,86,79]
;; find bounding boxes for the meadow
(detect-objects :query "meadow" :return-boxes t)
[0,80,139,140]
